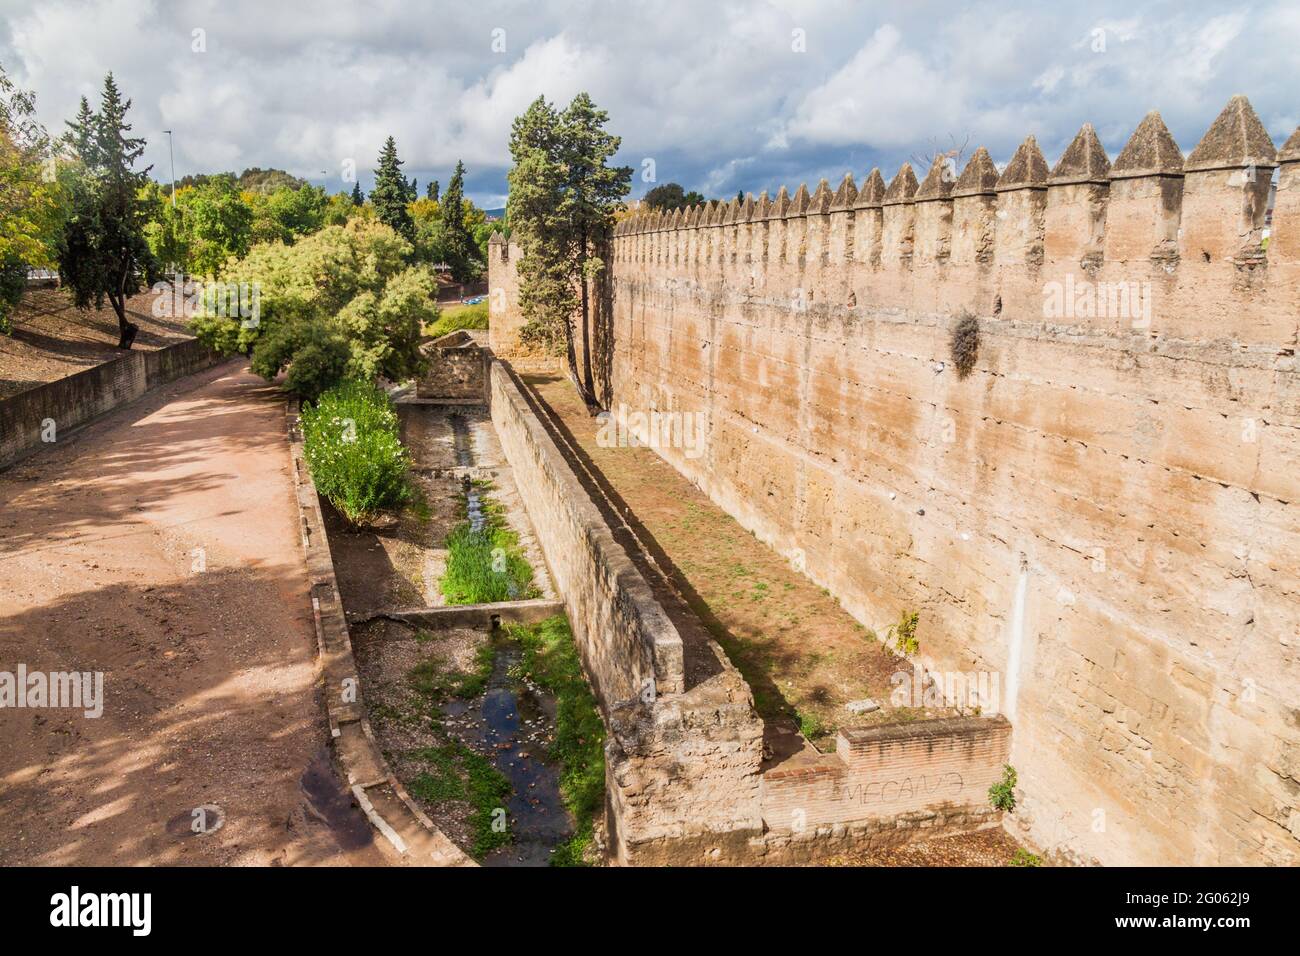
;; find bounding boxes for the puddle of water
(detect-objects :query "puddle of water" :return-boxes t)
[444,639,571,866]
[300,746,376,852]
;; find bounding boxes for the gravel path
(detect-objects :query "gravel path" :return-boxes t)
[0,361,387,866]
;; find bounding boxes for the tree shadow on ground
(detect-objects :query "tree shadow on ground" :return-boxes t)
[0,567,384,867]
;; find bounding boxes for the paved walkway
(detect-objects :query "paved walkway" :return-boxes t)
[0,361,386,865]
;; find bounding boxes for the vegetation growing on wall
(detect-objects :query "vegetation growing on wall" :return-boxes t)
[989,763,1018,812]
[950,310,979,379]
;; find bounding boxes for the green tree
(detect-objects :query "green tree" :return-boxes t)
[426,179,439,201]
[440,159,478,279]
[506,93,630,403]
[371,136,414,241]
[642,182,704,212]
[0,62,63,332]
[350,181,364,205]
[192,219,433,398]
[184,176,253,275]
[57,73,157,348]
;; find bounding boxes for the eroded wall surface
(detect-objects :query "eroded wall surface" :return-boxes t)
[492,99,1300,865]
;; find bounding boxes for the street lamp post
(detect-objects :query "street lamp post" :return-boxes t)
[163,130,176,207]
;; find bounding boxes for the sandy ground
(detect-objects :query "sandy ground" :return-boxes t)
[0,286,192,400]
[0,361,386,866]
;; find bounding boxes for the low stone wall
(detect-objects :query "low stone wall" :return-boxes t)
[489,359,770,863]
[762,716,1011,834]
[0,337,223,470]
[287,402,473,867]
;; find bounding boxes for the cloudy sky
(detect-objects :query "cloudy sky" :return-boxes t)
[1,0,1297,207]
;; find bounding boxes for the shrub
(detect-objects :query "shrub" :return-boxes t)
[887,609,920,655]
[1010,848,1041,867]
[989,764,1018,812]
[950,310,979,379]
[192,219,433,397]
[300,379,411,525]
[425,301,487,339]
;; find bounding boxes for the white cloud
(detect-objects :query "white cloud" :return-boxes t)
[0,0,1295,203]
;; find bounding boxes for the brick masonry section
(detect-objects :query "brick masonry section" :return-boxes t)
[762,716,1011,833]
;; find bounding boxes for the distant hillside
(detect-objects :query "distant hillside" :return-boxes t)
[169,167,309,194]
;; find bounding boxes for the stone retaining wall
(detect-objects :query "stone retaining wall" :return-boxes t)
[0,337,223,470]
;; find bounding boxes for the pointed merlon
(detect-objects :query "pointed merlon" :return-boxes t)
[915,155,955,201]
[788,183,811,217]
[855,168,887,208]
[1112,111,1184,179]
[996,136,1049,191]
[740,192,756,221]
[755,191,772,219]
[772,185,792,218]
[724,197,744,224]
[809,178,833,214]
[882,163,919,205]
[831,172,858,210]
[1050,123,1111,185]
[1186,95,1277,171]
[1281,127,1300,164]
[489,230,505,243]
[952,147,999,197]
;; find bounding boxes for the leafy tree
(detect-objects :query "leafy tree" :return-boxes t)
[183,176,253,275]
[426,179,439,201]
[246,184,330,245]
[0,62,63,332]
[350,181,364,205]
[506,93,630,403]
[192,219,433,397]
[409,177,418,201]
[642,182,704,212]
[57,73,157,348]
[371,136,414,241]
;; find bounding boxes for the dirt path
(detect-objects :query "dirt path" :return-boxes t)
[0,361,387,866]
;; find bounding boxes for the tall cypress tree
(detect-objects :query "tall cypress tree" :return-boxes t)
[426,180,439,201]
[58,74,157,348]
[507,94,630,404]
[370,136,414,240]
[350,181,364,205]
[441,160,473,275]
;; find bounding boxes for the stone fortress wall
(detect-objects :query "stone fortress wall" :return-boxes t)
[492,96,1300,865]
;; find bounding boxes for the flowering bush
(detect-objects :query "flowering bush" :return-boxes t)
[300,379,412,525]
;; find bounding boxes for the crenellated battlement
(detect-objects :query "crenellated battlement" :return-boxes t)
[605,96,1298,346]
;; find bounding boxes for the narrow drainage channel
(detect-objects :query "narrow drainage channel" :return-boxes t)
[444,635,570,866]
[441,409,570,863]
